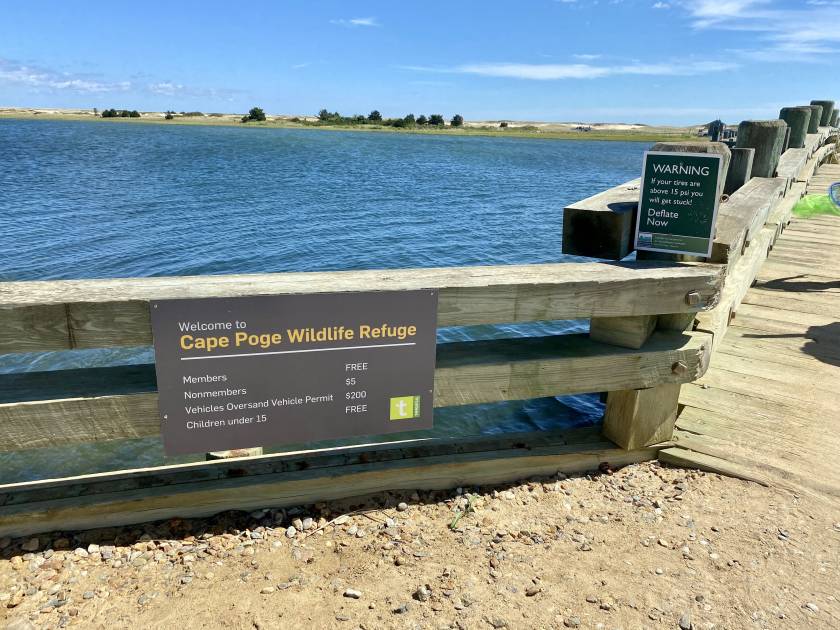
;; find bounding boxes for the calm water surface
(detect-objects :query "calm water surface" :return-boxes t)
[0,119,648,482]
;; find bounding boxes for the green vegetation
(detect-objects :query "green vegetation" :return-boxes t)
[164,111,175,120]
[101,108,140,118]
[241,107,266,123]
[793,195,840,218]
[1,109,702,142]
[312,108,453,129]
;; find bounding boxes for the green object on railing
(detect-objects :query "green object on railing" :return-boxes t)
[793,195,840,218]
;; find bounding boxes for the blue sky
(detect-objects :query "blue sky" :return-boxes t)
[1,0,838,124]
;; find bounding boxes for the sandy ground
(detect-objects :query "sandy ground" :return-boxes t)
[0,108,698,134]
[1,461,838,630]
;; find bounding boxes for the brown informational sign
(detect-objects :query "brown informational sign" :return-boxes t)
[150,290,438,456]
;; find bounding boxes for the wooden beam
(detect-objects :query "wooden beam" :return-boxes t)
[561,179,640,260]
[589,315,657,349]
[603,383,682,450]
[695,226,776,347]
[0,331,713,452]
[776,148,809,183]
[0,427,664,538]
[712,177,786,265]
[0,261,724,354]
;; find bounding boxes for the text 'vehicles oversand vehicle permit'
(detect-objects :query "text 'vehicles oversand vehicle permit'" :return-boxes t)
[150,291,438,455]
[634,151,723,257]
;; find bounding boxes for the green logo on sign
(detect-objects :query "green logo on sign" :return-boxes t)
[389,396,421,420]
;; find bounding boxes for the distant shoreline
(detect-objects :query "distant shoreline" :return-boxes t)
[0,109,703,143]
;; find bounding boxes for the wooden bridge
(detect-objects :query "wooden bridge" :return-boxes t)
[662,207,840,504]
[0,118,838,537]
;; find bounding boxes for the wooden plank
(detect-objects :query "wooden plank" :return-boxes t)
[766,182,806,231]
[0,261,724,354]
[589,315,656,349]
[0,330,713,452]
[659,447,772,487]
[715,177,786,253]
[0,435,663,537]
[695,225,775,347]
[561,179,639,260]
[776,148,809,182]
[603,383,681,450]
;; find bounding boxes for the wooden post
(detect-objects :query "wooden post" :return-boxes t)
[805,105,823,134]
[603,383,682,450]
[810,100,835,127]
[724,148,754,195]
[779,107,811,149]
[735,120,787,178]
[601,140,727,448]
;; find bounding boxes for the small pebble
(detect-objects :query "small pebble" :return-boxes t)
[397,502,409,512]
[344,588,362,599]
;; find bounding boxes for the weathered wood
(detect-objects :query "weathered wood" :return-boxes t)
[603,383,682,450]
[0,262,724,354]
[779,107,811,149]
[659,447,772,487]
[656,312,697,332]
[806,105,823,134]
[207,448,263,460]
[810,100,835,127]
[723,148,754,195]
[0,431,664,537]
[776,148,809,183]
[766,182,806,236]
[735,120,787,178]
[695,225,776,347]
[665,215,840,500]
[561,179,639,259]
[0,331,713,452]
[710,177,784,266]
[589,315,657,349]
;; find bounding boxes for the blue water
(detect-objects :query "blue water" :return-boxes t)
[0,119,648,483]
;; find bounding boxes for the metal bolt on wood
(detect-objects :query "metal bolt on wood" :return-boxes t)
[671,361,689,376]
[685,291,702,306]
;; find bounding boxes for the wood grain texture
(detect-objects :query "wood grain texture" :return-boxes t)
[603,383,681,450]
[666,215,840,505]
[0,331,712,452]
[713,177,785,265]
[589,315,657,349]
[695,225,775,347]
[561,178,640,260]
[0,435,663,537]
[0,262,724,354]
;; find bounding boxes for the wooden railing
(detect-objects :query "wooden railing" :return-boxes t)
[0,121,836,538]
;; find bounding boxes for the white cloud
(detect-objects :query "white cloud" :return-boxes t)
[330,17,380,27]
[147,81,184,96]
[652,2,670,8]
[681,1,840,59]
[0,59,131,93]
[403,59,738,81]
[573,53,602,60]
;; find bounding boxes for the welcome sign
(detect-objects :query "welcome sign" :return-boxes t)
[151,291,438,455]
[634,151,723,257]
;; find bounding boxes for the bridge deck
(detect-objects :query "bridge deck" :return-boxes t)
[806,162,840,195]
[661,211,840,504]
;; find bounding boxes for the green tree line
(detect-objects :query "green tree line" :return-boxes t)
[100,108,141,118]
[316,109,464,128]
